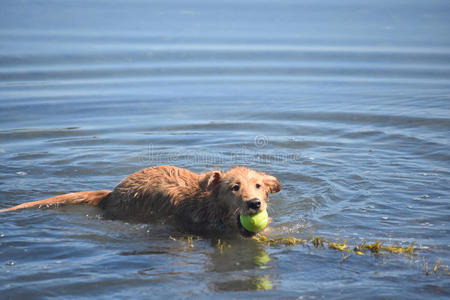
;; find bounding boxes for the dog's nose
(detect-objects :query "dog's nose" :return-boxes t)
[247,198,261,210]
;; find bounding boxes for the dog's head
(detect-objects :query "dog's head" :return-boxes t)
[199,166,281,236]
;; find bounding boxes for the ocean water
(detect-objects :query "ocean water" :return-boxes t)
[0,0,449,298]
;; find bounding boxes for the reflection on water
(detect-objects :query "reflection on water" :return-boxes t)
[211,276,273,292]
[209,240,271,272]
[208,239,274,292]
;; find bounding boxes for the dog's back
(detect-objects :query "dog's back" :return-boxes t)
[100,166,202,220]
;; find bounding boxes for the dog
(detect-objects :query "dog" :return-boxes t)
[1,165,281,237]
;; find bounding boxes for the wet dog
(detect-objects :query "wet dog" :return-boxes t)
[1,165,281,237]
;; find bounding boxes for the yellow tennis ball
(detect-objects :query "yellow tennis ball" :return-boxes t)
[240,210,269,233]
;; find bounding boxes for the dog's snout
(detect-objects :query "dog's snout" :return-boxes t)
[247,198,261,210]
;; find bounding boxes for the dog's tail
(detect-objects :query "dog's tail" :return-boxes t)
[0,190,111,213]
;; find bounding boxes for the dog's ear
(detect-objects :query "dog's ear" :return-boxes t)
[199,170,222,191]
[262,173,281,194]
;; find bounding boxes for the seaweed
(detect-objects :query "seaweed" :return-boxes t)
[252,235,308,246]
[354,240,415,256]
[168,235,196,249]
[168,233,448,276]
[254,233,416,257]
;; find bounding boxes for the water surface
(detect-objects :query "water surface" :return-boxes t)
[1,0,449,298]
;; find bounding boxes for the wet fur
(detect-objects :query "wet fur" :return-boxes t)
[1,165,281,236]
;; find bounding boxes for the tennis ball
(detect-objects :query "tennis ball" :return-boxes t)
[240,210,269,233]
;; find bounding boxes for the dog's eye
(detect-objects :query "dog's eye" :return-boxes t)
[231,184,240,191]
[256,184,261,189]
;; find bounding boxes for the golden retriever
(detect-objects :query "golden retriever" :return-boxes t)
[1,165,281,237]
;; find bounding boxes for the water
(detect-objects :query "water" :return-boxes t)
[1,0,449,298]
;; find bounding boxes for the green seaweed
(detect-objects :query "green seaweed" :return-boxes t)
[254,233,416,257]
[168,233,448,276]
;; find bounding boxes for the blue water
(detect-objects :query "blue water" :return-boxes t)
[1,0,449,298]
